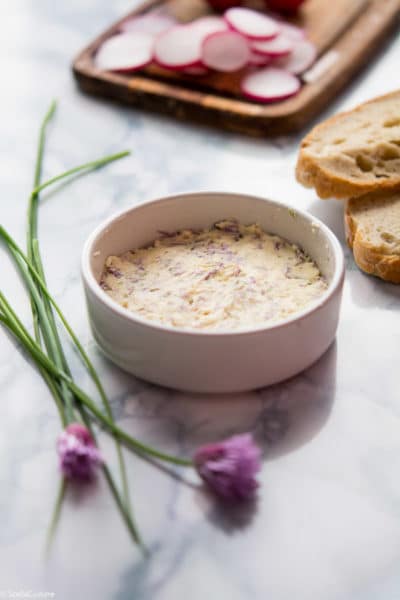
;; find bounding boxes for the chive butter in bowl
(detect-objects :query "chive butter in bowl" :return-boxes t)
[101,220,328,331]
[81,192,344,393]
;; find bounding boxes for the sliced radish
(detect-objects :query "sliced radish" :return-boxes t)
[241,67,300,103]
[202,30,250,72]
[154,17,229,71]
[252,34,293,57]
[279,23,305,41]
[276,39,316,74]
[95,33,154,72]
[224,8,280,41]
[120,13,177,36]
[154,24,203,70]
[190,15,228,36]
[248,52,271,67]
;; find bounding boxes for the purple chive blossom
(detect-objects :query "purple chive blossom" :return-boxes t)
[133,257,145,271]
[294,247,305,262]
[194,433,261,501]
[204,268,219,281]
[106,265,122,278]
[57,423,103,481]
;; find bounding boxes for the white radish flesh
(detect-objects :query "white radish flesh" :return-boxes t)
[202,30,250,72]
[154,25,203,70]
[190,16,228,36]
[153,19,228,71]
[252,34,293,57]
[121,13,177,36]
[241,67,300,103]
[95,33,154,72]
[276,39,316,74]
[279,23,305,41]
[224,8,280,41]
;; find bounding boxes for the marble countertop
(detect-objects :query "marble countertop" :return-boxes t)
[1,2,400,599]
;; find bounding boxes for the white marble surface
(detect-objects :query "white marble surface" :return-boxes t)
[1,2,400,599]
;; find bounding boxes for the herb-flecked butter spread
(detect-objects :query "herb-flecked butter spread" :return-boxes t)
[100,220,328,331]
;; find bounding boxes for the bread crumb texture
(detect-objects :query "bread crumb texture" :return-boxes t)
[346,192,400,283]
[296,92,400,199]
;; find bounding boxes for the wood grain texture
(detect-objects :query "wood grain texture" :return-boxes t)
[73,0,400,136]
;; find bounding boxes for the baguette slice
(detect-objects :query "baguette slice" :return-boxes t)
[345,192,400,283]
[296,91,400,199]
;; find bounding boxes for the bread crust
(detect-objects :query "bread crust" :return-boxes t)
[345,200,400,284]
[296,91,400,200]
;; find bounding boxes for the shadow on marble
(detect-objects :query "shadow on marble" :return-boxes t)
[65,475,102,505]
[202,493,259,533]
[116,341,337,462]
[308,198,346,245]
[255,342,337,459]
[347,267,400,309]
[179,344,337,534]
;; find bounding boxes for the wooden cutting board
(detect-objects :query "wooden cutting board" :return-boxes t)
[73,0,400,136]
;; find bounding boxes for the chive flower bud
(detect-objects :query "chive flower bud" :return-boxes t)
[57,423,102,480]
[194,433,261,501]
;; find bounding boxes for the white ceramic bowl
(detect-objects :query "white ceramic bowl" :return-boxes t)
[81,192,344,393]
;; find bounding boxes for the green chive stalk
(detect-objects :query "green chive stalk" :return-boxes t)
[9,101,137,547]
[25,102,132,517]
[0,278,141,547]
[0,289,192,467]
[26,100,74,422]
[45,478,67,557]
[0,102,193,554]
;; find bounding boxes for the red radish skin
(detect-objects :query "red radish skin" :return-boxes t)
[95,33,154,72]
[202,30,250,72]
[241,67,300,103]
[224,7,280,40]
[182,66,209,76]
[248,52,271,66]
[276,39,316,74]
[252,34,293,57]
[154,25,204,70]
[121,13,177,36]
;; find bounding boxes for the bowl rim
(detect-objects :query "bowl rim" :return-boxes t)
[81,191,345,338]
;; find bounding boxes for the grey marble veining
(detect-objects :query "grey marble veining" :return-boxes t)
[1,1,400,599]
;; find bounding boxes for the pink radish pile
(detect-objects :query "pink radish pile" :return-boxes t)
[95,7,317,103]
